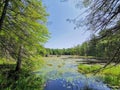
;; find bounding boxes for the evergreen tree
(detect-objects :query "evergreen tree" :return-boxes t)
[0,0,49,71]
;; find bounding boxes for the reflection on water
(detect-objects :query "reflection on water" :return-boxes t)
[44,79,110,90]
[38,56,111,90]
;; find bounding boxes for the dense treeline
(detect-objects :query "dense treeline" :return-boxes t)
[64,0,120,64]
[46,48,73,55]
[46,29,120,61]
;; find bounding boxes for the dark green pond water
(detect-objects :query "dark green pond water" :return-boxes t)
[38,56,111,90]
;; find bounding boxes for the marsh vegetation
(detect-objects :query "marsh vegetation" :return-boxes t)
[0,0,120,90]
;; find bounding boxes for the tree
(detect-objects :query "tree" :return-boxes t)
[66,0,120,64]
[87,0,120,31]
[0,0,49,71]
[87,0,120,64]
[0,0,9,30]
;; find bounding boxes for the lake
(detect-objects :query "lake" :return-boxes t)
[38,56,111,90]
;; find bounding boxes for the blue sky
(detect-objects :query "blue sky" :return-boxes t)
[43,0,91,49]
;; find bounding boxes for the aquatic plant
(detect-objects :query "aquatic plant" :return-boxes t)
[78,64,120,88]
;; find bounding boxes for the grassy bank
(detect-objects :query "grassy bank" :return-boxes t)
[0,57,45,90]
[0,70,45,90]
[78,64,120,89]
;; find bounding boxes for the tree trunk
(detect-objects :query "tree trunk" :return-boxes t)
[0,0,9,30]
[15,45,22,72]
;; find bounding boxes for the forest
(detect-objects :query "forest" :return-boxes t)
[0,0,120,90]
[46,28,120,61]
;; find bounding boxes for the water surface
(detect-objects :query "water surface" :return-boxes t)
[38,56,111,90]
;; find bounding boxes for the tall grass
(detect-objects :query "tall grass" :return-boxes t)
[78,64,120,89]
[0,70,45,90]
[0,56,45,90]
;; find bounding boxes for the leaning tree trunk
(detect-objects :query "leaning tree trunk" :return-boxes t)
[15,45,22,72]
[0,0,9,30]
